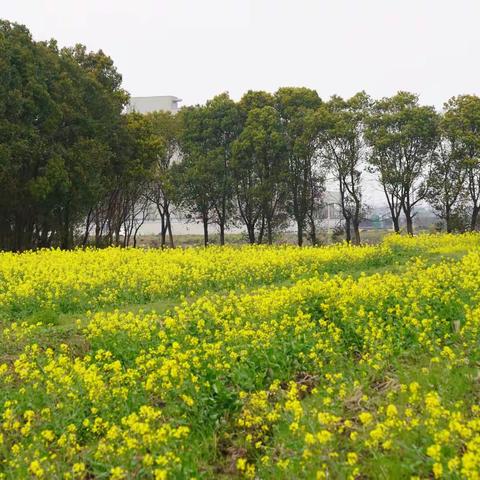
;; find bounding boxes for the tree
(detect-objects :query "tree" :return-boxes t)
[426,137,468,233]
[176,96,242,246]
[232,106,287,244]
[177,105,216,246]
[173,154,216,247]
[365,92,438,235]
[0,20,129,251]
[57,45,128,248]
[96,112,157,247]
[144,111,181,248]
[311,93,370,244]
[274,87,322,245]
[442,95,480,231]
[238,90,274,117]
[0,21,63,250]
[202,94,242,245]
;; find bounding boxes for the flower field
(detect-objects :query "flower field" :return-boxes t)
[1,235,480,479]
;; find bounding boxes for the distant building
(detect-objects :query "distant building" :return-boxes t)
[126,96,182,114]
[315,191,342,230]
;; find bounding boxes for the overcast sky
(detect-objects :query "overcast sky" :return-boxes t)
[3,0,480,109]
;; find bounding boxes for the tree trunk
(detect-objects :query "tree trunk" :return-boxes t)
[470,205,480,231]
[405,210,414,235]
[95,221,101,247]
[445,206,452,233]
[258,216,265,244]
[133,223,143,248]
[246,224,255,244]
[220,199,227,246]
[267,219,273,245]
[159,214,166,248]
[297,220,304,247]
[202,215,209,247]
[114,227,121,247]
[38,223,50,248]
[61,207,71,250]
[392,216,400,233]
[14,217,23,252]
[219,222,225,246]
[82,209,93,247]
[123,224,130,247]
[352,221,361,245]
[107,228,113,247]
[309,216,317,246]
[345,218,352,244]
[167,216,174,248]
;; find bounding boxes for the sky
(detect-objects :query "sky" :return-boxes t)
[3,0,480,110]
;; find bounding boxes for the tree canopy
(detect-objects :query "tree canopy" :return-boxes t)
[2,19,480,251]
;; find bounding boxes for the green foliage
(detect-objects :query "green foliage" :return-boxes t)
[311,92,370,244]
[3,17,480,250]
[274,88,323,246]
[232,106,288,244]
[426,140,469,232]
[0,20,128,250]
[365,92,439,234]
[239,90,275,117]
[143,111,180,247]
[441,95,480,230]
[177,94,261,246]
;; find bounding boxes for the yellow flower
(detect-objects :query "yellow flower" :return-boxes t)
[143,454,154,466]
[316,430,332,444]
[181,395,194,407]
[359,412,373,425]
[289,421,299,432]
[447,457,459,471]
[154,470,167,480]
[41,430,55,442]
[110,466,126,479]
[347,452,358,465]
[427,444,441,461]
[386,404,398,418]
[72,463,86,474]
[28,461,44,478]
[236,458,247,471]
[382,440,392,450]
[433,462,443,478]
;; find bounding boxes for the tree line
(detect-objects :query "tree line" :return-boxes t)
[1,20,480,251]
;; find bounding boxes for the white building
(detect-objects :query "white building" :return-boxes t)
[314,191,342,233]
[126,96,182,114]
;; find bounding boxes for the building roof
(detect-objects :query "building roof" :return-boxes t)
[126,96,182,114]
